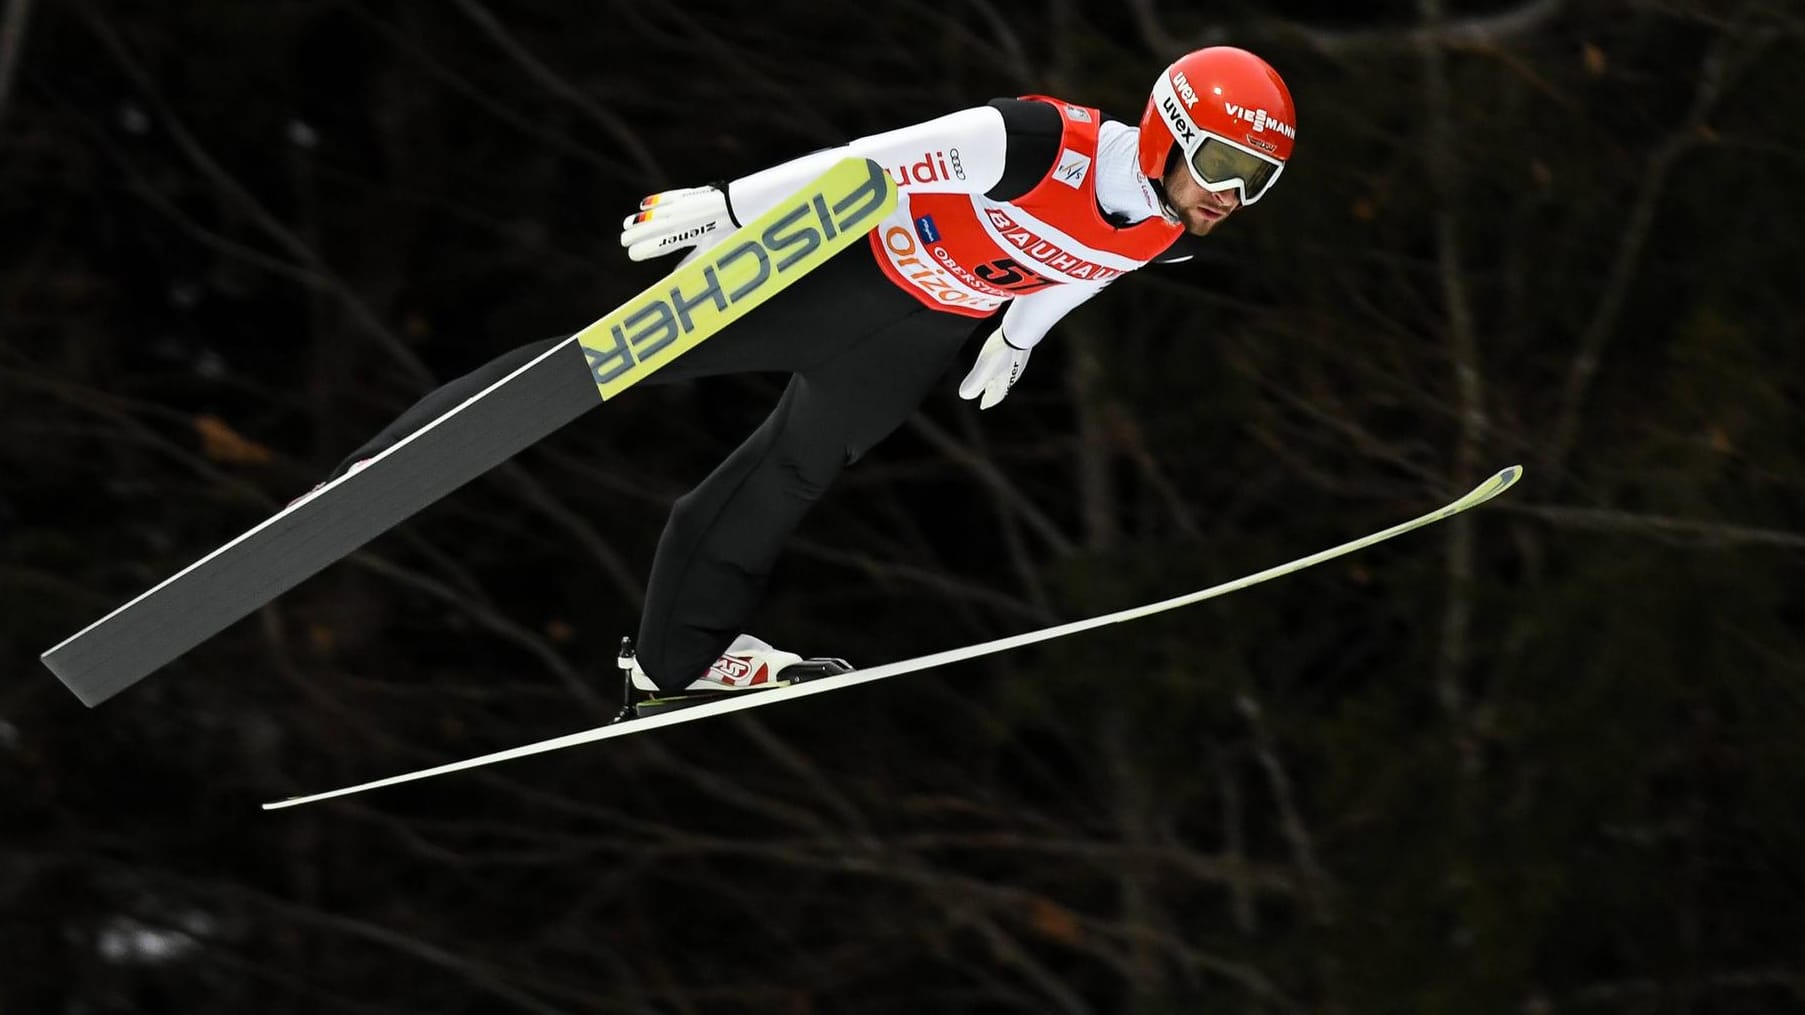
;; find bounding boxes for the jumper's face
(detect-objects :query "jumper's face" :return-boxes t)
[1161,160,1241,236]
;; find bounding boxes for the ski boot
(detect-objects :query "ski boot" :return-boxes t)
[612,635,853,721]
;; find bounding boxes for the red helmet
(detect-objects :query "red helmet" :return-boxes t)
[1138,47,1296,205]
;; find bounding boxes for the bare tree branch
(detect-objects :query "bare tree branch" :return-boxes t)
[0,0,33,133]
[606,0,846,147]
[347,552,605,710]
[1213,744,1259,934]
[916,410,1077,555]
[79,8,440,391]
[1236,691,1334,925]
[346,1,628,177]
[1544,23,1750,484]
[492,460,646,608]
[76,861,580,1015]
[1417,0,1489,767]
[1505,502,1805,551]
[447,0,664,184]
[785,535,1058,624]
[1122,0,1177,58]
[956,0,1037,86]
[1271,0,1569,56]
[1069,326,1120,551]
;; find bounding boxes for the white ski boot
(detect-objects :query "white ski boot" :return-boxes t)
[615,635,852,719]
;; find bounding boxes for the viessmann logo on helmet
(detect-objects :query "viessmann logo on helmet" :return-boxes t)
[1224,103,1295,139]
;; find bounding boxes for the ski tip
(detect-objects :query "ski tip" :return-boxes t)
[1464,464,1524,509]
[1438,465,1524,518]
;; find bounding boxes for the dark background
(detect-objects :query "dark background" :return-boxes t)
[3,0,1803,1011]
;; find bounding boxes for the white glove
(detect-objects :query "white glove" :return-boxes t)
[958,327,1032,410]
[619,185,736,263]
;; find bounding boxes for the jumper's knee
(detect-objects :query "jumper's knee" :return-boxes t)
[774,448,844,501]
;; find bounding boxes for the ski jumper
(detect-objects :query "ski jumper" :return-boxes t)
[334,98,1201,691]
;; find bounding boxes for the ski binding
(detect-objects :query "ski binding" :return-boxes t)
[611,637,853,721]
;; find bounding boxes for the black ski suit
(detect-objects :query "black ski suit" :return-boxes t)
[330,98,1198,690]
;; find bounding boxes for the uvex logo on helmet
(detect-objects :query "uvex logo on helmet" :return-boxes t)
[1172,71,1201,108]
[1160,96,1197,146]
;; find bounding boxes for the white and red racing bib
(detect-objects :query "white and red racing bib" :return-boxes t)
[869,96,1183,318]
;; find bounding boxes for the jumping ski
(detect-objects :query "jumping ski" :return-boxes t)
[263,465,1523,811]
[41,158,897,707]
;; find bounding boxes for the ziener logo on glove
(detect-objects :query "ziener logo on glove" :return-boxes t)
[658,222,718,248]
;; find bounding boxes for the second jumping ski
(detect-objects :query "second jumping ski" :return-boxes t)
[264,465,1523,811]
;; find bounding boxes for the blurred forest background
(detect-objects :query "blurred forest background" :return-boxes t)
[3,0,1803,1011]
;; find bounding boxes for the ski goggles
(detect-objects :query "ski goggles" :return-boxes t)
[1183,132,1285,205]
[1150,74,1288,205]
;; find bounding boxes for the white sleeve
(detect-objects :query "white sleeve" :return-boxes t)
[726,106,1009,222]
[999,279,1113,350]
